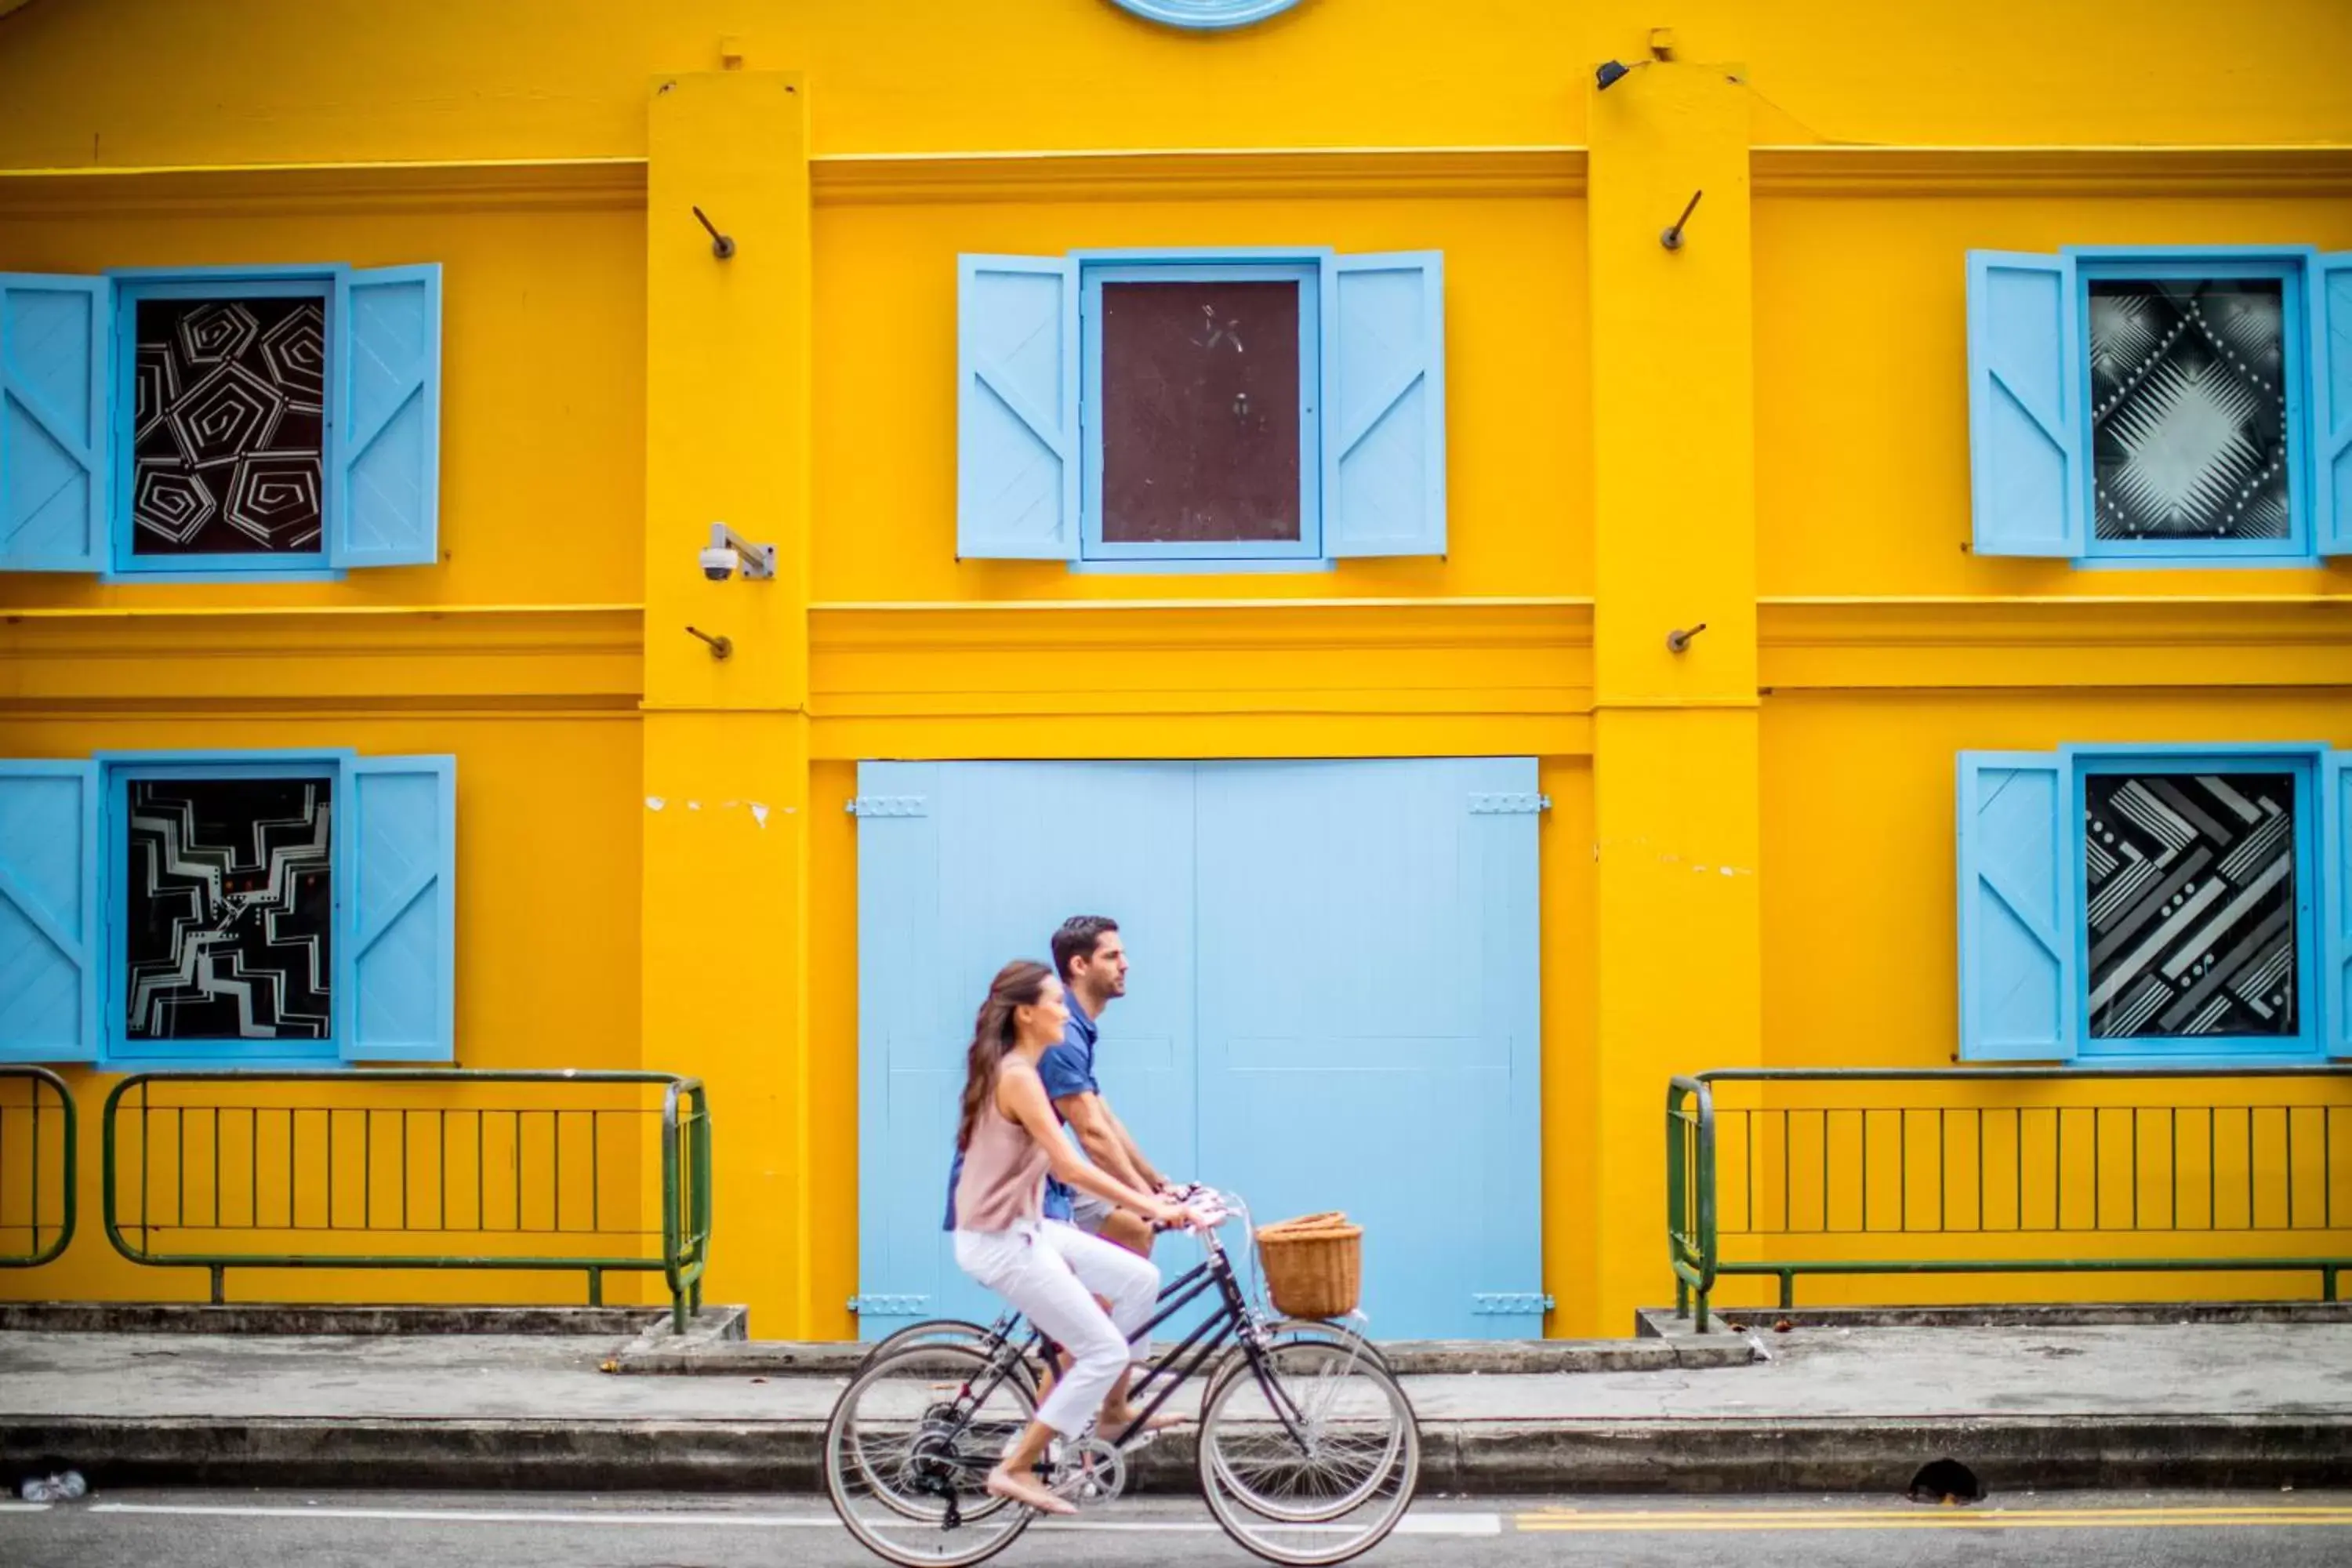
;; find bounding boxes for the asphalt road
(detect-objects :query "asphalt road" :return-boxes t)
[5,1490,2352,1567]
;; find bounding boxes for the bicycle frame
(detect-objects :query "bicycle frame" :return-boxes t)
[935,1221,1317,1461]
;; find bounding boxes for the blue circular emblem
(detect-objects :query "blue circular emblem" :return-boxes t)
[1105,0,1307,30]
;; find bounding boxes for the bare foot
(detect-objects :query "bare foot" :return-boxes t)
[986,1465,1076,1516]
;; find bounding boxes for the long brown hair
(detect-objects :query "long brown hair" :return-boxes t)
[956,960,1054,1153]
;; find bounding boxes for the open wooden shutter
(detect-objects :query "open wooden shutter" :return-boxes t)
[0,275,107,572]
[1965,252,2084,558]
[339,754,456,1062]
[1957,750,2078,1061]
[956,255,1080,561]
[329,263,442,568]
[1323,251,1446,557]
[0,760,100,1062]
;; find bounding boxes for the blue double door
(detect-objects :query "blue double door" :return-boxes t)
[855,758,1542,1340]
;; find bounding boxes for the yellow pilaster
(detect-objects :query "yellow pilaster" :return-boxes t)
[1587,57,1762,1334]
[643,71,816,1333]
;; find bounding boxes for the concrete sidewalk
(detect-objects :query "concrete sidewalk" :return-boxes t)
[5,1310,2351,1496]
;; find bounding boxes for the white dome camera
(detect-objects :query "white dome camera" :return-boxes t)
[699,522,775,582]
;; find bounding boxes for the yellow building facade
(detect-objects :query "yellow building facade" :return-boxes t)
[2,0,2349,1338]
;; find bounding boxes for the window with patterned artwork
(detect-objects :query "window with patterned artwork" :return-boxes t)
[1956,746,2349,1066]
[1965,247,2352,567]
[0,751,457,1069]
[0,264,442,579]
[954,248,1446,569]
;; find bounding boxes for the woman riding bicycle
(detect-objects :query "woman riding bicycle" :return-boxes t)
[949,959,1194,1516]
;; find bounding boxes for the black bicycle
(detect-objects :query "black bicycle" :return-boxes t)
[823,1189,1420,1566]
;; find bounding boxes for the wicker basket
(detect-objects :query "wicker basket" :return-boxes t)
[1255,1212,1363,1319]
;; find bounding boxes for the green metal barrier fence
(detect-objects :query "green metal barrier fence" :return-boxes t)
[1668,1066,2352,1333]
[103,1070,712,1330]
[1,1066,76,1269]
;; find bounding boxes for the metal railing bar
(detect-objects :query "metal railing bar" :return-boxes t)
[122,1224,670,1237]
[1669,1065,2352,1326]
[1693,1066,2352,1083]
[0,1070,79,1268]
[99,1072,708,1321]
[2248,1105,2257,1232]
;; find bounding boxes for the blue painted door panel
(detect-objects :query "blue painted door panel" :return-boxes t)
[1192,759,1541,1338]
[855,758,1542,1340]
[855,760,1197,1331]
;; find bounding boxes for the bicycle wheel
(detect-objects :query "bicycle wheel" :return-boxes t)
[1196,1341,1420,1566]
[854,1318,1033,1393]
[823,1341,1040,1567]
[1206,1318,1392,1409]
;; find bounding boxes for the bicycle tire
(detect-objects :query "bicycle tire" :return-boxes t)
[1203,1318,1392,1410]
[853,1319,1000,1377]
[822,1341,1039,1568]
[853,1317,1041,1401]
[1196,1342,1420,1566]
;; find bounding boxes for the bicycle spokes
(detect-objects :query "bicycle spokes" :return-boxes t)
[1198,1341,1420,1566]
[823,1342,1039,1568]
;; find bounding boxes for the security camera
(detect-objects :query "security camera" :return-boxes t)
[699,522,776,582]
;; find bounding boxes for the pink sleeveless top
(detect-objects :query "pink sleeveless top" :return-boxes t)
[953,1068,1051,1232]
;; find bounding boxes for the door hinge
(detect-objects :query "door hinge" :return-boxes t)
[1468,793,1550,815]
[847,1293,931,1317]
[846,795,928,818]
[1470,1291,1554,1316]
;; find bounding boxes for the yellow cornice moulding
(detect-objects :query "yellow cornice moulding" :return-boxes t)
[1750,144,2352,197]
[0,158,649,216]
[808,145,1589,204]
[3,145,2344,212]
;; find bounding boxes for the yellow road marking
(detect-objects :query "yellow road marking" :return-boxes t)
[1521,1505,2352,1523]
[1514,1508,2352,1534]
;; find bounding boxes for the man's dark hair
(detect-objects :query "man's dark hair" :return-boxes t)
[1051,915,1120,982]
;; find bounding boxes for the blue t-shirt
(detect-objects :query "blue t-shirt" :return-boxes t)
[942,1000,1097,1230]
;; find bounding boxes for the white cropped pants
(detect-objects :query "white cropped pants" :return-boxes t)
[953,1218,1160,1438]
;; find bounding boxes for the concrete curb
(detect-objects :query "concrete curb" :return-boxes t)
[608,1334,1758,1377]
[1637,1301,2352,1338]
[9,1414,2348,1496]
[0,1304,666,1338]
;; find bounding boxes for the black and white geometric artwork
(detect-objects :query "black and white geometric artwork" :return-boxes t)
[2088,278,2289,543]
[125,779,333,1041]
[131,296,326,556]
[2085,771,2297,1040]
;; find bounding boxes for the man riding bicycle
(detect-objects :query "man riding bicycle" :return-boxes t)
[1040,915,1181,1255]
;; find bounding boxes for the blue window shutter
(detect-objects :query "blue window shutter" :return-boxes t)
[1956,750,2078,1062]
[339,755,456,1062]
[1323,251,1446,557]
[1965,252,2084,558]
[0,760,100,1062]
[2325,750,2351,1058]
[956,255,1079,561]
[2314,252,2352,558]
[330,264,442,569]
[0,275,107,572]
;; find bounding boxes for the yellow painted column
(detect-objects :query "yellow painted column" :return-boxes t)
[643,71,816,1334]
[1586,57,1762,1335]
